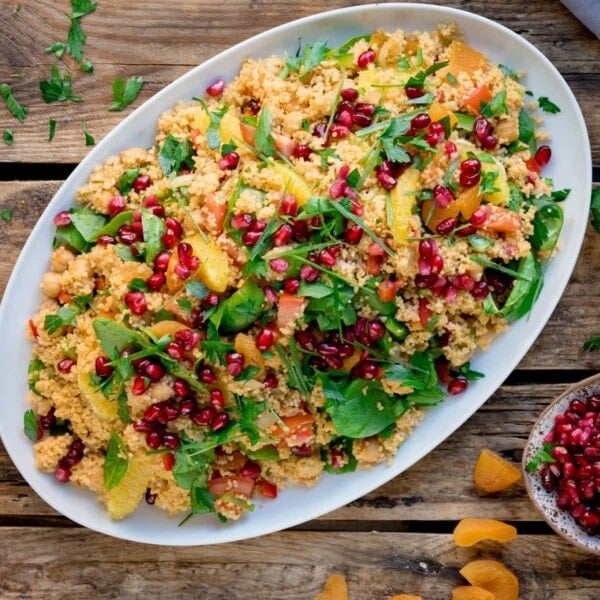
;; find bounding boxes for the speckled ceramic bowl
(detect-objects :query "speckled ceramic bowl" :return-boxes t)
[523,373,600,554]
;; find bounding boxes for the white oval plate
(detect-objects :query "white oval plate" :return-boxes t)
[0,3,591,545]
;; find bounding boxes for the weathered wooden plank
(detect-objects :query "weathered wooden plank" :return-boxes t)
[0,0,598,163]
[2,181,599,372]
[0,384,575,521]
[0,528,598,599]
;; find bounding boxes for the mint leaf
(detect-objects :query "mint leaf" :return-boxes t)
[103,431,128,490]
[109,76,144,111]
[0,83,28,122]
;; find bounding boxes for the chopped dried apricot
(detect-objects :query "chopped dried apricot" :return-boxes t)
[314,574,348,600]
[473,448,521,493]
[452,585,495,600]
[453,517,517,546]
[460,559,519,600]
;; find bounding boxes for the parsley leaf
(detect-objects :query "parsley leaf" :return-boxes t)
[254,106,275,157]
[48,118,57,141]
[103,431,129,490]
[499,64,519,81]
[281,40,330,79]
[23,409,40,442]
[0,83,28,122]
[44,306,78,334]
[109,76,144,111]
[235,396,267,445]
[158,133,194,176]
[40,66,82,103]
[1,209,12,221]
[3,129,13,145]
[83,118,95,145]
[582,336,600,352]
[526,442,556,472]
[538,96,560,114]
[591,187,600,234]
[118,168,140,194]
[480,90,508,118]
[81,60,94,74]
[405,61,449,89]
[319,148,340,171]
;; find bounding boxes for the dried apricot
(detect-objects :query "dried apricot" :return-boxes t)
[453,517,517,546]
[452,585,495,600]
[460,559,519,600]
[473,448,521,493]
[314,574,348,600]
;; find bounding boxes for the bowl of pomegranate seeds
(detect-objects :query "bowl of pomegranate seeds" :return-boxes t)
[523,374,600,554]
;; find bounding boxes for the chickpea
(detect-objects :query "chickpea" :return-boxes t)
[40,272,61,298]
[68,256,93,280]
[50,247,75,273]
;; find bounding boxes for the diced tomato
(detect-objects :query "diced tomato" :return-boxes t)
[525,157,541,174]
[162,452,175,471]
[419,297,433,328]
[270,413,316,443]
[277,293,305,329]
[366,255,382,276]
[463,84,492,114]
[480,204,521,233]
[28,319,39,340]
[255,479,278,499]
[239,122,256,147]
[208,476,256,498]
[204,193,227,235]
[377,279,399,303]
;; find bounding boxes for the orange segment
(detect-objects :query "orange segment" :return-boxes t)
[421,186,480,234]
[446,41,487,78]
[473,448,522,493]
[460,559,519,600]
[453,518,517,546]
[429,100,458,128]
[463,84,492,115]
[77,369,119,420]
[146,320,189,339]
[234,332,266,373]
[452,585,495,600]
[106,454,156,520]
[314,574,348,600]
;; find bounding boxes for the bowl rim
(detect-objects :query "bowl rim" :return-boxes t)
[522,373,600,554]
[0,2,593,545]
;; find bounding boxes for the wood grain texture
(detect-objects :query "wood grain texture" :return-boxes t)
[0,0,598,163]
[0,528,598,599]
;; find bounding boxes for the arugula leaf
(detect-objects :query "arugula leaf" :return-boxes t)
[480,90,508,118]
[141,208,166,265]
[23,409,40,442]
[0,83,28,122]
[158,133,194,176]
[53,222,89,253]
[405,386,445,406]
[530,195,563,251]
[322,377,404,438]
[518,107,537,155]
[275,338,313,402]
[48,119,57,142]
[109,76,144,112]
[526,442,556,472]
[500,253,543,322]
[103,432,129,490]
[3,129,13,145]
[538,96,560,114]
[254,107,275,157]
[40,66,82,103]
[210,280,265,333]
[91,210,134,241]
[83,118,95,146]
[591,187,600,235]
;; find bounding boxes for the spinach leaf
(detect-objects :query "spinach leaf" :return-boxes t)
[518,108,537,155]
[500,253,543,321]
[92,318,147,356]
[210,280,265,333]
[591,187,600,235]
[323,377,404,438]
[91,210,134,241]
[530,195,563,251]
[141,208,166,265]
[69,208,107,242]
[103,432,128,490]
[23,409,40,442]
[54,222,89,253]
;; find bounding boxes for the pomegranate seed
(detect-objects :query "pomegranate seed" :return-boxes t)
[192,406,216,426]
[481,135,497,150]
[341,88,359,101]
[272,223,293,246]
[95,356,114,378]
[242,230,262,246]
[279,194,298,216]
[97,235,116,245]
[231,213,252,230]
[352,112,372,127]
[198,366,217,384]
[344,224,363,244]
[146,430,162,449]
[125,291,147,315]
[335,110,353,128]
[357,49,376,68]
[411,113,431,129]
[447,377,468,395]
[460,158,481,174]
[444,141,457,156]
[535,145,552,167]
[153,251,171,272]
[145,362,166,382]
[209,389,225,409]
[174,329,200,351]
[470,206,487,226]
[165,217,183,236]
[132,375,150,395]
[256,327,276,352]
[292,144,311,160]
[436,217,457,235]
[433,185,454,208]
[405,86,424,99]
[263,285,278,304]
[367,320,385,342]
[459,171,481,188]
[57,358,75,374]
[227,361,243,377]
[53,210,71,227]
[355,103,375,117]
[178,397,197,416]
[263,373,278,389]
[133,175,152,193]
[268,257,288,273]
[225,352,243,365]
[162,432,181,450]
[54,463,71,482]
[296,331,317,351]
[211,412,230,432]
[474,118,491,141]
[377,170,397,190]
[107,195,126,218]
[206,78,225,96]
[313,123,327,138]
[241,461,261,479]
[219,152,240,170]
[173,379,191,398]
[146,271,166,291]
[300,264,319,282]
[329,124,350,139]
[161,228,179,248]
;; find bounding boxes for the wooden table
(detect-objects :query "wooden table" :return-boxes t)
[1,1,599,597]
